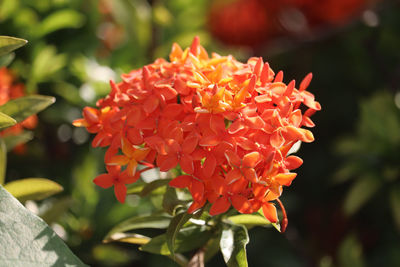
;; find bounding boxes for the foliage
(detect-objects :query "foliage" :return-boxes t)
[0,0,399,266]
[0,33,79,265]
[335,91,400,227]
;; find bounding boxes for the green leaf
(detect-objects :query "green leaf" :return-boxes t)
[390,185,400,231]
[0,0,20,21]
[220,223,249,267]
[126,180,146,195]
[0,111,17,129]
[337,234,365,267]
[104,232,151,245]
[204,232,223,263]
[2,131,34,151]
[0,52,15,67]
[53,82,81,105]
[0,36,27,57]
[141,225,211,255]
[227,214,271,227]
[0,139,6,185]
[166,212,192,257]
[162,187,189,215]
[35,9,85,37]
[104,214,171,241]
[343,176,381,215]
[256,208,281,232]
[140,178,171,197]
[31,46,66,83]
[0,185,87,266]
[0,95,55,123]
[92,244,132,266]
[153,3,173,26]
[4,178,63,203]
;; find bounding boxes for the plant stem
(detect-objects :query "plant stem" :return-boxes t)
[168,253,189,267]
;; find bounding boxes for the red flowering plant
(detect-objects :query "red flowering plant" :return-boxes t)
[74,37,320,266]
[0,36,61,204]
[0,67,38,154]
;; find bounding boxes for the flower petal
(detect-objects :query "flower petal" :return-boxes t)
[242,151,261,168]
[225,150,241,167]
[243,168,258,183]
[209,196,230,216]
[157,154,178,172]
[203,154,216,178]
[180,155,194,174]
[107,155,130,166]
[231,194,253,214]
[284,156,303,170]
[274,173,297,186]
[114,183,127,203]
[93,174,113,188]
[262,202,278,223]
[121,137,135,157]
[190,179,204,203]
[169,175,192,188]
[126,160,138,177]
[270,130,285,148]
[182,135,199,154]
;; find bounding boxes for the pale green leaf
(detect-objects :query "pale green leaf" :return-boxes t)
[35,9,85,37]
[104,232,150,245]
[153,3,172,26]
[31,46,66,82]
[0,52,15,67]
[104,214,171,241]
[4,178,63,203]
[0,36,27,57]
[140,178,171,197]
[126,181,146,195]
[0,185,87,266]
[220,223,249,267]
[227,214,271,227]
[343,176,381,215]
[2,131,34,151]
[0,111,17,129]
[0,95,55,123]
[0,0,20,21]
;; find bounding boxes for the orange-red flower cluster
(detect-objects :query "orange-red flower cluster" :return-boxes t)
[0,67,38,151]
[74,37,320,223]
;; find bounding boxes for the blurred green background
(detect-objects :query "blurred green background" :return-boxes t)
[1,0,399,266]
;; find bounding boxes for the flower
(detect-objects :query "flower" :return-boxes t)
[74,37,320,228]
[93,165,138,203]
[106,137,150,177]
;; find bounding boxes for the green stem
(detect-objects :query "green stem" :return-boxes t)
[168,253,188,267]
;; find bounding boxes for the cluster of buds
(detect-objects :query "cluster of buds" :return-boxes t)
[0,67,37,149]
[73,37,320,226]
